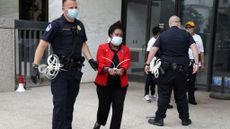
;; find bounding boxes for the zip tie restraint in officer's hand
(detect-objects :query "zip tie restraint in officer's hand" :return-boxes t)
[31,64,40,84]
[88,59,98,71]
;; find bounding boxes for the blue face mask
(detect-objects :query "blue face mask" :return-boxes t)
[67,9,79,19]
[111,36,123,46]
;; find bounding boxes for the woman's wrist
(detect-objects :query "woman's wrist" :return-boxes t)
[103,67,110,72]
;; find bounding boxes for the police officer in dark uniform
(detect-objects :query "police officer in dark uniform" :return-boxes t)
[144,15,199,126]
[30,0,97,129]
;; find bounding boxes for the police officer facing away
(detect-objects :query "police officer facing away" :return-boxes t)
[144,15,199,126]
[31,0,97,128]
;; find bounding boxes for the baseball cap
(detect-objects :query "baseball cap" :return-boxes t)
[185,21,195,27]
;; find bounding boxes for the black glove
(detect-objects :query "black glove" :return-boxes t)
[88,59,98,71]
[31,65,40,84]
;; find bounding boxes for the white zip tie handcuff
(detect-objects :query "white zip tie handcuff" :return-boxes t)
[38,54,64,79]
[102,57,130,70]
[150,59,161,78]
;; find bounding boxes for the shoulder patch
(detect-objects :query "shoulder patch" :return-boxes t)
[45,24,52,32]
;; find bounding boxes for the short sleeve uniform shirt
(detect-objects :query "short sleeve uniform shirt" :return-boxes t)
[41,15,87,59]
[154,26,195,65]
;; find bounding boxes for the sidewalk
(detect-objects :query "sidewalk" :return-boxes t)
[0,82,230,129]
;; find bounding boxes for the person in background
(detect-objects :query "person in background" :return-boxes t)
[185,21,205,105]
[144,26,174,109]
[30,0,97,128]
[93,21,130,129]
[144,26,161,102]
[145,15,199,126]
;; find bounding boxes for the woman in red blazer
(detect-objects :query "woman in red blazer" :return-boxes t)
[93,21,130,129]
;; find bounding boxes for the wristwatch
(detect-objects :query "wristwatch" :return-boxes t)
[32,64,39,68]
[194,63,199,66]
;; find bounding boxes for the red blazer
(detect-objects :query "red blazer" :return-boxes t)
[95,43,130,87]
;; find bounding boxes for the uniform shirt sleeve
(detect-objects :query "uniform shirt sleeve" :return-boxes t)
[41,22,59,43]
[187,32,195,46]
[153,36,160,48]
[79,22,87,43]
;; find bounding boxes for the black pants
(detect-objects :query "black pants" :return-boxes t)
[144,73,155,96]
[51,70,81,129]
[188,73,197,101]
[96,86,127,129]
[155,70,189,120]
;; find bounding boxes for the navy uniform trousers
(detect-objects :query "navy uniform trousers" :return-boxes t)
[155,69,189,120]
[51,70,81,129]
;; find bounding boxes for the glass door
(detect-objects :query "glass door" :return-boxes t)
[212,0,230,88]
[180,0,214,86]
[126,0,148,80]
[125,0,176,81]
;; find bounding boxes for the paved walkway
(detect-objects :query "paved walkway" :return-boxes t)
[0,82,230,129]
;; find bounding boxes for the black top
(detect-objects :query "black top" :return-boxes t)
[41,15,87,59]
[154,26,195,65]
[107,44,121,88]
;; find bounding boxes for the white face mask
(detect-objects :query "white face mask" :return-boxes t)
[111,36,122,46]
[67,9,79,19]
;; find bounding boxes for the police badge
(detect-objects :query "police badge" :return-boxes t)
[77,25,81,31]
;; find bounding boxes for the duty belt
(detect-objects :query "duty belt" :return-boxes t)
[59,55,85,70]
[161,61,188,72]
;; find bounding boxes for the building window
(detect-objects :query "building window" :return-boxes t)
[19,0,48,21]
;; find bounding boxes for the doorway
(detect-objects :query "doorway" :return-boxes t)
[125,0,148,81]
[125,0,176,81]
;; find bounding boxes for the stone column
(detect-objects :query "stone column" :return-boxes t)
[0,18,15,92]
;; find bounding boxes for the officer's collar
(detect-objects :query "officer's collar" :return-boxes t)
[171,26,179,29]
[61,14,77,23]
